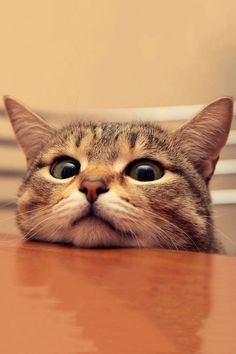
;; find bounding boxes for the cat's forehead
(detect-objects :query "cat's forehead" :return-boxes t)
[42,121,175,165]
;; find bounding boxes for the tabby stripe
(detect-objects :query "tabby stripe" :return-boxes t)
[129,132,138,149]
[169,167,209,211]
[75,131,85,147]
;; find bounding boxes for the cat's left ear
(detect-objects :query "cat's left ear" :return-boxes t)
[175,97,233,180]
[4,96,55,163]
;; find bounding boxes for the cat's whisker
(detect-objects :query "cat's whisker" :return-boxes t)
[104,207,138,219]
[23,212,59,240]
[25,221,61,242]
[142,220,179,250]
[109,200,139,212]
[133,209,191,251]
[102,210,147,248]
[17,206,50,217]
[117,221,141,248]
[53,203,86,214]
[140,207,201,251]
[215,230,236,247]
[202,218,236,247]
[118,212,174,249]
[177,208,236,249]
[38,222,64,243]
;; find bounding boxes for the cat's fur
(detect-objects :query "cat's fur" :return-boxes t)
[4,96,233,252]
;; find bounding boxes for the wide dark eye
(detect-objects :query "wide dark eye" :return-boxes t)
[50,157,80,179]
[125,160,164,181]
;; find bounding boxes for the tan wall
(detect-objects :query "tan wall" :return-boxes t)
[0,0,235,112]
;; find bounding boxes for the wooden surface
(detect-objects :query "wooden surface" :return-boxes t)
[0,239,235,354]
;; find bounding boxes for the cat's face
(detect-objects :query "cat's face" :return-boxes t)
[15,122,210,250]
[4,97,233,251]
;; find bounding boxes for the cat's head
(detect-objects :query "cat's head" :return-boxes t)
[4,96,233,251]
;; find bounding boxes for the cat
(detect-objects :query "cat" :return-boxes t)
[4,96,233,252]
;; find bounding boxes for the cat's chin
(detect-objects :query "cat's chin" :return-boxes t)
[70,215,136,248]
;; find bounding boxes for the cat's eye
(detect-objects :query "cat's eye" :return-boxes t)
[125,160,164,181]
[50,157,80,179]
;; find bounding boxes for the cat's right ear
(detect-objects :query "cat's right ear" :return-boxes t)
[4,96,54,163]
[174,97,233,181]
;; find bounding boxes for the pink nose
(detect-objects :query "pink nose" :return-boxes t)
[79,177,108,203]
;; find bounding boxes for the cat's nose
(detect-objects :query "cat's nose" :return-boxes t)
[79,177,108,203]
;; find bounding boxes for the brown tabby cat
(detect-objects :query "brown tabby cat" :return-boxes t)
[4,96,233,252]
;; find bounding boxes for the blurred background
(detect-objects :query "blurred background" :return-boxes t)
[0,0,236,110]
[0,0,235,254]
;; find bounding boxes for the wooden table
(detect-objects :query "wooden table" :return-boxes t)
[0,238,235,354]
